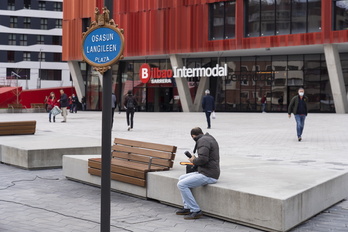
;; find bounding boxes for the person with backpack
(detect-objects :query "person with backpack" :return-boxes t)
[123,90,138,131]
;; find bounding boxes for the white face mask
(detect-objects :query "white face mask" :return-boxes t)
[299,92,304,96]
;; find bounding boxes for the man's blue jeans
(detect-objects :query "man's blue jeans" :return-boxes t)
[177,172,217,212]
[205,111,211,128]
[294,114,306,138]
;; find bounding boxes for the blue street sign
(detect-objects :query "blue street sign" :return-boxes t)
[82,25,124,67]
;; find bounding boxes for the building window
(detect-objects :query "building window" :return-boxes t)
[20,35,27,46]
[334,0,348,30]
[8,34,16,45]
[23,17,31,29]
[52,36,61,45]
[245,0,321,37]
[37,35,44,44]
[23,52,31,61]
[38,1,46,10]
[209,1,236,40]
[7,68,30,80]
[8,0,15,10]
[41,18,48,30]
[39,52,45,62]
[24,0,31,9]
[8,51,15,62]
[53,53,62,62]
[10,16,17,28]
[40,70,62,80]
[55,19,62,28]
[54,2,62,11]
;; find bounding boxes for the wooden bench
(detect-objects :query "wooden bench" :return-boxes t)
[88,138,177,187]
[0,121,36,135]
[31,103,46,112]
[8,103,27,113]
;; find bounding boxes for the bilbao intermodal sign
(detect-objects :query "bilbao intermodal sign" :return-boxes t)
[82,25,124,67]
[140,64,173,84]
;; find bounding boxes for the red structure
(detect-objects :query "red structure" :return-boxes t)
[0,87,76,109]
[63,0,347,61]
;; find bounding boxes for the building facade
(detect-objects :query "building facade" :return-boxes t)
[0,0,70,90]
[63,0,348,113]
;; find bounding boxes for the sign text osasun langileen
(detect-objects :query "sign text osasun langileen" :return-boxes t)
[82,25,124,67]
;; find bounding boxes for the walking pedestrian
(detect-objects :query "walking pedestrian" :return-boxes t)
[123,90,138,131]
[202,89,215,129]
[288,88,308,141]
[261,94,267,113]
[47,92,58,123]
[81,96,86,111]
[71,94,78,113]
[57,89,68,123]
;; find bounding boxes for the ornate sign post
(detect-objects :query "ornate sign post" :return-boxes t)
[82,6,124,232]
[82,7,124,73]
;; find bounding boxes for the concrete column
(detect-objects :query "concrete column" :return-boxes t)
[68,61,85,101]
[323,44,348,113]
[169,54,193,112]
[193,76,208,112]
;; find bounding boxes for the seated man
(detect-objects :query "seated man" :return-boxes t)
[176,127,220,219]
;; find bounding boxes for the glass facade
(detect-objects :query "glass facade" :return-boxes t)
[215,54,333,112]
[246,0,321,37]
[334,0,348,30]
[84,54,339,113]
[209,1,236,40]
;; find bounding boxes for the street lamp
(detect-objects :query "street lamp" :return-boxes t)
[11,71,21,104]
[38,48,42,89]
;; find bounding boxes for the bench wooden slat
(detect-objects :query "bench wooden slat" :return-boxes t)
[112,151,173,168]
[0,121,36,126]
[88,167,146,187]
[112,144,175,160]
[89,159,147,178]
[89,158,166,173]
[114,138,177,153]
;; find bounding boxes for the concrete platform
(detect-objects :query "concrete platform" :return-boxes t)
[0,134,101,169]
[63,154,348,232]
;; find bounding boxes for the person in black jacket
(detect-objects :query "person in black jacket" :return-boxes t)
[176,127,220,220]
[123,90,138,131]
[288,88,308,141]
[202,89,215,129]
[57,89,68,123]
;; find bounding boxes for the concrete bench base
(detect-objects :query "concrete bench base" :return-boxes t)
[63,155,348,232]
[0,135,101,169]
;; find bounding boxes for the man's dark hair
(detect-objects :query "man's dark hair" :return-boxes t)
[191,127,203,136]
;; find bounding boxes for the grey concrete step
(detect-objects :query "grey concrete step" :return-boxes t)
[63,155,348,232]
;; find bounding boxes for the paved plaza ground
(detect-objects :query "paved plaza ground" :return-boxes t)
[0,111,348,231]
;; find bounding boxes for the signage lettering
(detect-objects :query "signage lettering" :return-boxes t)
[173,64,227,78]
[86,44,117,54]
[91,33,114,42]
[140,63,173,84]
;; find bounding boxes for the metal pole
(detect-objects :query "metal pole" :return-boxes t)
[38,49,42,89]
[101,2,113,232]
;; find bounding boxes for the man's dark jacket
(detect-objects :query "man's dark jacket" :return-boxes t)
[202,94,215,112]
[193,133,220,179]
[60,93,69,107]
[288,95,308,115]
